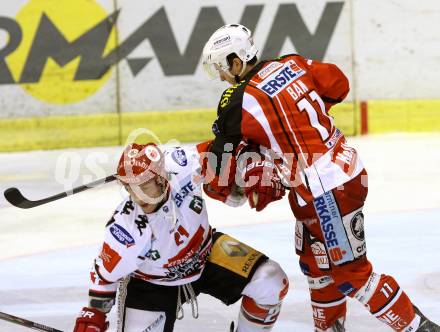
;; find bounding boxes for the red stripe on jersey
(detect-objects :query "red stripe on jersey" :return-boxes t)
[245,85,298,158]
[243,85,313,199]
[167,226,207,265]
[134,270,162,280]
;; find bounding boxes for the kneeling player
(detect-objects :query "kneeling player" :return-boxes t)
[72,143,289,332]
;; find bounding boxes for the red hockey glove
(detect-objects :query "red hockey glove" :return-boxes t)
[242,160,285,211]
[73,307,108,332]
[203,182,230,203]
[199,141,237,203]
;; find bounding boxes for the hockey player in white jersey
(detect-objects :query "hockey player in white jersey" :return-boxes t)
[72,143,289,332]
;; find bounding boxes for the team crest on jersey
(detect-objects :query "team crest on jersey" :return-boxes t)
[171,149,187,166]
[256,60,305,97]
[110,224,135,248]
[350,212,365,241]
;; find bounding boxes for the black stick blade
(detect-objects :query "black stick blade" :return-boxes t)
[4,187,38,209]
[3,175,117,209]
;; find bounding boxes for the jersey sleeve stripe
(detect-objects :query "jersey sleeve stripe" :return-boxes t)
[242,92,283,154]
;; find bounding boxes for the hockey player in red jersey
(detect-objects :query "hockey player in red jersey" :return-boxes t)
[72,143,289,332]
[201,24,440,332]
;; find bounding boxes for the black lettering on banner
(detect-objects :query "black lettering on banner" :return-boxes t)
[20,11,118,83]
[116,7,224,76]
[0,2,344,84]
[0,17,22,84]
[114,5,264,76]
[261,2,345,60]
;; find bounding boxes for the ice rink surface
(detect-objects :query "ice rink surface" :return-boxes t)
[0,133,439,331]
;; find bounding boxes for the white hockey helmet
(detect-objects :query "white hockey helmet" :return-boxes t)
[202,24,258,80]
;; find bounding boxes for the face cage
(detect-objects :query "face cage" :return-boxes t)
[118,174,169,205]
[202,61,231,80]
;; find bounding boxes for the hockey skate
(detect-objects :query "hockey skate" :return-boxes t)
[414,306,440,332]
[330,317,346,332]
[315,317,346,332]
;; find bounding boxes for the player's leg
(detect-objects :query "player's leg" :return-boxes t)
[122,308,167,331]
[118,277,178,332]
[301,172,438,331]
[294,217,347,331]
[239,259,289,331]
[328,175,435,331]
[336,264,440,331]
[196,232,289,332]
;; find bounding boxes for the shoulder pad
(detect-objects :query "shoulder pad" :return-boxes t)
[164,146,199,179]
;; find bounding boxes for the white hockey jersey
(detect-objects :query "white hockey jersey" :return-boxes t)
[89,146,212,295]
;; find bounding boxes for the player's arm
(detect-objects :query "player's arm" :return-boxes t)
[198,140,285,211]
[303,56,350,110]
[201,88,244,203]
[237,144,286,211]
[196,139,246,207]
[73,212,147,331]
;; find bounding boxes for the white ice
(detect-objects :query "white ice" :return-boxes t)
[0,133,439,331]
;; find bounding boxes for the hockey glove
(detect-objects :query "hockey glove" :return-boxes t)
[73,307,108,332]
[242,160,285,211]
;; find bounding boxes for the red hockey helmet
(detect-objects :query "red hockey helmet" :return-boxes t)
[117,143,165,184]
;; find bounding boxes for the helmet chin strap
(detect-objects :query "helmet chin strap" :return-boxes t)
[223,69,236,82]
[226,61,248,84]
[238,62,248,78]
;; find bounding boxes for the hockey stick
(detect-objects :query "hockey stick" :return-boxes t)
[3,174,117,209]
[0,311,64,332]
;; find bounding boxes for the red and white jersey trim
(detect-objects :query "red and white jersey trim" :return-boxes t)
[242,92,282,155]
